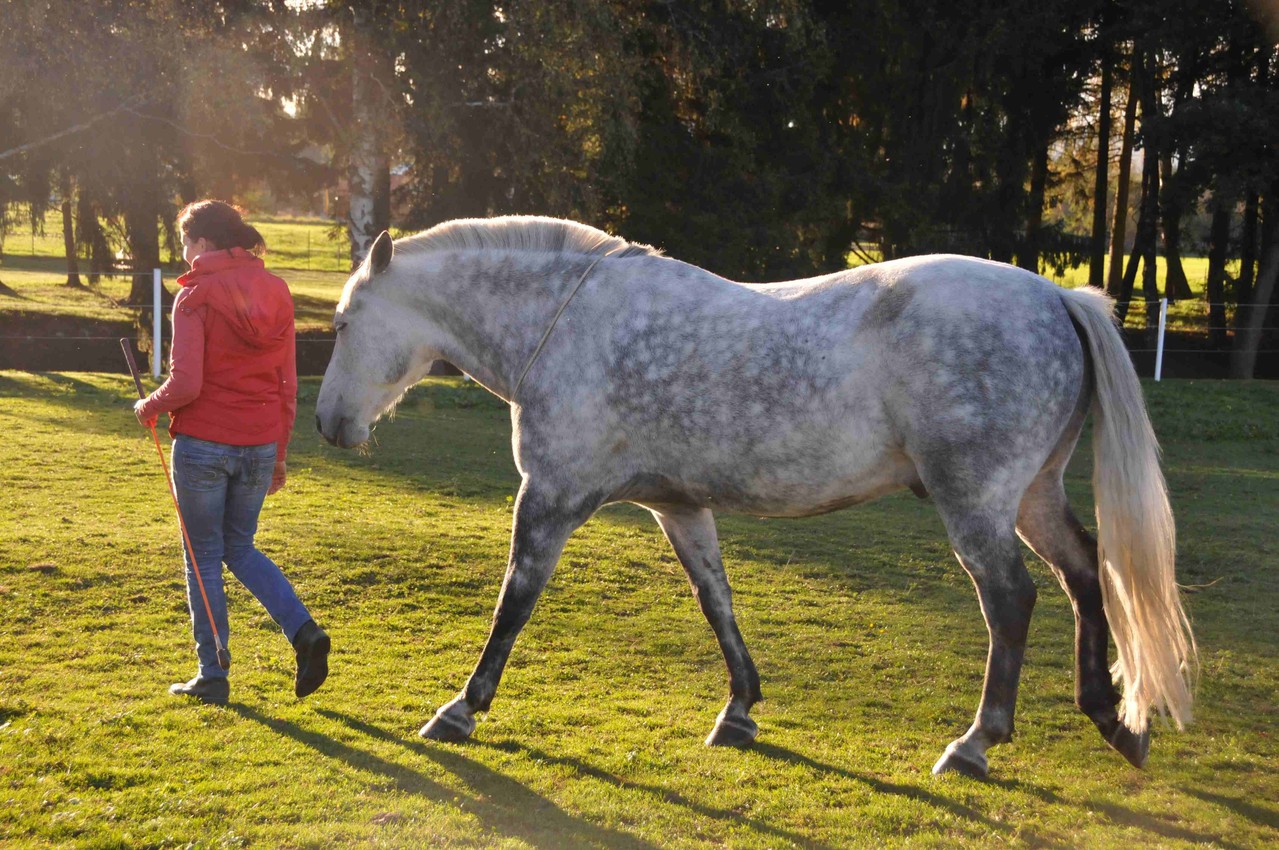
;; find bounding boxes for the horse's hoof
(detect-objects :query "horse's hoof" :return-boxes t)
[931,740,989,779]
[1106,723,1150,769]
[418,697,476,742]
[705,705,758,747]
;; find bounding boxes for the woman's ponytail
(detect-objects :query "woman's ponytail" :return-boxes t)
[178,200,267,256]
[232,219,266,255]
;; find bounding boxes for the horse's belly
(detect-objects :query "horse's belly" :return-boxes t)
[619,448,917,518]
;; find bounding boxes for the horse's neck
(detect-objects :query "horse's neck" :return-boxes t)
[401,251,572,400]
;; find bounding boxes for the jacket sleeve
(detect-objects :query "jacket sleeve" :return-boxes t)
[137,292,205,420]
[277,322,298,463]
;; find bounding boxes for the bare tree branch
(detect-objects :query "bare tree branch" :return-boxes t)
[0,95,148,162]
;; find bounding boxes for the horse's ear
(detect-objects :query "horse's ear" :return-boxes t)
[370,230,394,275]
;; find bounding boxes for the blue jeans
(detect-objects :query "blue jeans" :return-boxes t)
[171,435,312,680]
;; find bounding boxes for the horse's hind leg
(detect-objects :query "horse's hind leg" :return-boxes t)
[652,506,762,746]
[930,503,1038,778]
[1017,473,1149,767]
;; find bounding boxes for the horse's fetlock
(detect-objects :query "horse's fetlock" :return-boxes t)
[462,684,492,714]
[1078,689,1120,720]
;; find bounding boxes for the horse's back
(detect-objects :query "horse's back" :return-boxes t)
[528,253,1087,517]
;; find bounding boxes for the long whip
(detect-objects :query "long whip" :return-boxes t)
[120,338,231,670]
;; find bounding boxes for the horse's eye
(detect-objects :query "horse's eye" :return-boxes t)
[334,320,348,333]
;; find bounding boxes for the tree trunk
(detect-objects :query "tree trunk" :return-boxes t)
[1135,46,1162,333]
[1141,164,1161,335]
[1117,49,1158,326]
[125,200,162,306]
[1230,198,1279,378]
[1205,197,1232,349]
[347,7,391,270]
[1107,62,1138,296]
[124,195,171,366]
[60,175,82,288]
[1118,151,1159,324]
[1238,189,1258,301]
[1089,43,1113,289]
[1116,189,1144,323]
[1159,151,1192,302]
[77,194,107,285]
[1019,141,1048,272]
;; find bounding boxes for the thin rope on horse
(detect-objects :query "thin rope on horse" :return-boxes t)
[512,246,621,400]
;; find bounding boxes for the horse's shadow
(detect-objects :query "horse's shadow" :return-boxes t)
[228,704,1251,849]
[983,767,1247,850]
[315,709,837,850]
[1183,786,1279,831]
[229,703,657,850]
[313,710,1084,850]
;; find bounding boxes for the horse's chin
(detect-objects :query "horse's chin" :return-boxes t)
[337,428,371,451]
[317,413,371,450]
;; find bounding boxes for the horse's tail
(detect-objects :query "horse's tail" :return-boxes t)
[1059,285,1196,734]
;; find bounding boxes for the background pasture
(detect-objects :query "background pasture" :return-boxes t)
[0,373,1276,848]
[0,207,1244,335]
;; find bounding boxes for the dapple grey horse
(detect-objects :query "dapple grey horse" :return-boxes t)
[315,217,1195,777]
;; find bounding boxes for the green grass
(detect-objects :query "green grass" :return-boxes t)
[1,208,352,331]
[0,255,347,332]
[2,207,353,273]
[1,373,1276,848]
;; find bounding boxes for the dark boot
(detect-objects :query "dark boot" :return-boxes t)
[169,676,229,706]
[292,620,330,698]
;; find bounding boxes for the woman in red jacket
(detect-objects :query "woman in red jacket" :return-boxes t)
[136,200,329,706]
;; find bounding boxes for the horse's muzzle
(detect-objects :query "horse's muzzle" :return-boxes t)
[316,413,363,449]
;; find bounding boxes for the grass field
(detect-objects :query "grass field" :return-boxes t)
[1,373,1276,848]
[0,254,347,333]
[1,208,352,273]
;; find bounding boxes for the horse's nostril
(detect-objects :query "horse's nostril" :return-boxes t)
[315,413,323,434]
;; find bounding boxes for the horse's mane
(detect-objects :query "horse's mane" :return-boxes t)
[395,215,662,260]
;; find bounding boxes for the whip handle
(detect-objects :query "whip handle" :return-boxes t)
[120,338,147,398]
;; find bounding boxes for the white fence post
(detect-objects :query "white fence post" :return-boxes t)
[1154,297,1168,382]
[152,268,162,378]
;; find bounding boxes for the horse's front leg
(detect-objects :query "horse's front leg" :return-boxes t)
[652,506,762,746]
[420,480,591,742]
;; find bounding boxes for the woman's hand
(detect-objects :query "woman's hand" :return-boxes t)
[268,460,287,495]
[133,399,157,428]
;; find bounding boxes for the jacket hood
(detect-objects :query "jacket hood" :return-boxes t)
[177,248,293,349]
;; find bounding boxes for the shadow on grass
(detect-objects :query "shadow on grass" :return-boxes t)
[291,290,341,325]
[1182,786,1279,830]
[317,708,836,850]
[1077,795,1246,849]
[230,703,660,849]
[983,774,1249,850]
[750,741,1044,844]
[753,742,1250,849]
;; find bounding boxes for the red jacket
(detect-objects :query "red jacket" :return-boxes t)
[139,248,298,461]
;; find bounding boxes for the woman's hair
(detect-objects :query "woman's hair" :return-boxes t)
[178,200,266,256]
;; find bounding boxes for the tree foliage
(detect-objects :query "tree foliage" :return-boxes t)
[2,0,1277,371]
